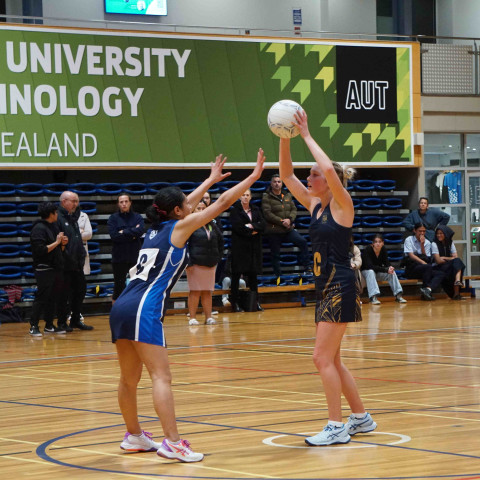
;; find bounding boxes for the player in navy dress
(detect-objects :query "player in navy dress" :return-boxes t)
[279,110,376,446]
[110,151,265,462]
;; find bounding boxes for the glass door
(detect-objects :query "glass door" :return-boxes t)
[467,173,480,274]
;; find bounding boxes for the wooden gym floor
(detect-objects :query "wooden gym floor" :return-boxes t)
[1,297,480,480]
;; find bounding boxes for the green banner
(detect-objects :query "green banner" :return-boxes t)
[0,26,412,167]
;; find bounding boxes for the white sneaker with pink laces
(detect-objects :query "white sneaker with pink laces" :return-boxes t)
[157,438,204,462]
[120,431,162,452]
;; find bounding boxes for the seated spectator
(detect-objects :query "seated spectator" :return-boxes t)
[432,225,466,300]
[186,201,224,325]
[262,173,310,278]
[402,197,450,242]
[403,222,446,301]
[349,237,363,295]
[361,234,406,305]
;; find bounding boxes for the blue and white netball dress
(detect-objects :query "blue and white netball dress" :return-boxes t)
[309,203,362,323]
[110,220,188,346]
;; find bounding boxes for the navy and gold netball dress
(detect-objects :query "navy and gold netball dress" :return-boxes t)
[310,203,362,323]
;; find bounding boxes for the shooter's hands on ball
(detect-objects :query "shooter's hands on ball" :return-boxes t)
[251,148,266,180]
[294,110,311,139]
[209,154,231,184]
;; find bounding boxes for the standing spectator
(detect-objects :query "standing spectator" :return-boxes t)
[56,191,94,331]
[403,222,446,301]
[261,173,310,278]
[76,209,93,275]
[186,201,224,325]
[229,189,265,312]
[432,225,465,300]
[28,202,67,336]
[108,194,144,303]
[361,234,406,304]
[402,197,450,242]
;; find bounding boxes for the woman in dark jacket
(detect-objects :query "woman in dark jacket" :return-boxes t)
[229,189,265,312]
[187,201,224,325]
[432,225,465,300]
[108,194,145,302]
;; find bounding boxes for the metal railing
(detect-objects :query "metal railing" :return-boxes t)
[1,14,479,96]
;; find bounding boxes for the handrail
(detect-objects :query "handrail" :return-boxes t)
[1,13,480,43]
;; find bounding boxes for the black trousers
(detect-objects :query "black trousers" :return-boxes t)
[406,263,446,291]
[112,262,134,300]
[231,271,258,305]
[58,270,86,324]
[30,270,63,327]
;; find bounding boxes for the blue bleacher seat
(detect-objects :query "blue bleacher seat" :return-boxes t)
[44,183,69,195]
[383,233,404,244]
[374,180,396,191]
[87,242,100,254]
[354,180,376,191]
[361,216,383,227]
[16,183,44,196]
[70,183,97,195]
[0,184,16,196]
[18,223,33,235]
[96,183,123,195]
[352,198,362,209]
[122,183,147,195]
[0,203,17,216]
[249,181,269,193]
[382,198,403,209]
[0,245,21,257]
[353,233,362,244]
[296,216,311,228]
[146,182,170,194]
[20,244,32,256]
[21,265,35,278]
[361,198,383,209]
[353,216,362,227]
[382,215,403,227]
[80,202,97,214]
[0,266,22,279]
[0,224,18,236]
[21,287,37,301]
[280,254,298,265]
[217,180,238,192]
[90,222,98,233]
[17,203,39,215]
[89,262,102,275]
[387,250,404,262]
[362,233,377,244]
[174,182,197,193]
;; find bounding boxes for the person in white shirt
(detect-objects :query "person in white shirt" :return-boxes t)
[403,222,446,301]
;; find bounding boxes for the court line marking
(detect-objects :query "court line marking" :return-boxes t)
[263,431,411,449]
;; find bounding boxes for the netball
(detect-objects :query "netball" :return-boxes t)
[267,99,304,138]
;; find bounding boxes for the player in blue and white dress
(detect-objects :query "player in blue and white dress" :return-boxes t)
[110,151,265,462]
[279,110,376,447]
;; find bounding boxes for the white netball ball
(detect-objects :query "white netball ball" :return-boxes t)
[267,100,303,138]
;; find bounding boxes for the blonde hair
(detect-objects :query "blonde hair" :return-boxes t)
[332,162,355,187]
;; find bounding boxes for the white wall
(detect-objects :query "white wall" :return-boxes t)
[39,0,377,37]
[437,0,480,39]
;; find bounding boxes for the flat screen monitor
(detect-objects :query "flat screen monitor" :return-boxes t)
[105,0,167,16]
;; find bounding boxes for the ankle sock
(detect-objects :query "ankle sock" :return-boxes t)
[327,420,344,428]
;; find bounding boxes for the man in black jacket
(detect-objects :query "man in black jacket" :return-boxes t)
[57,191,94,331]
[29,202,67,336]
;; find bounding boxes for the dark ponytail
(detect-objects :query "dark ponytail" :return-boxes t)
[146,186,185,226]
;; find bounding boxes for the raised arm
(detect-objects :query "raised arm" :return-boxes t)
[294,110,353,216]
[172,149,265,247]
[279,138,314,211]
[186,154,231,208]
